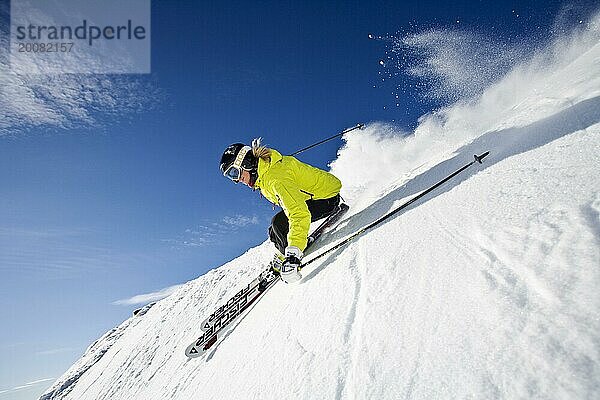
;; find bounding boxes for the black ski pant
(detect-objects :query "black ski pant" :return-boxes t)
[268,195,340,255]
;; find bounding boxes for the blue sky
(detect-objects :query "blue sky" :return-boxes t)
[0,0,590,398]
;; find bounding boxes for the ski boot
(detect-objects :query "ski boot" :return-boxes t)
[269,252,285,276]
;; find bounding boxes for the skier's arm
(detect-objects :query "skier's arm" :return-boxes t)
[272,181,311,252]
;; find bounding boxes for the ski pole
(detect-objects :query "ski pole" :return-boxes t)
[301,151,490,268]
[289,123,365,156]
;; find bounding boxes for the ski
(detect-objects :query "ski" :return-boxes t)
[198,274,265,332]
[307,203,349,249]
[185,267,279,358]
[197,202,349,333]
[185,203,350,357]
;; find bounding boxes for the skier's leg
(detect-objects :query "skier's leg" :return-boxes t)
[268,195,341,275]
[268,195,340,250]
[268,210,289,255]
[307,194,341,222]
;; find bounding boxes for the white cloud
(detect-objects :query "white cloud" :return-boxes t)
[0,3,160,136]
[222,215,260,227]
[35,347,74,356]
[160,237,207,248]
[0,62,160,135]
[164,215,262,249]
[0,226,144,278]
[112,284,184,306]
[0,378,55,395]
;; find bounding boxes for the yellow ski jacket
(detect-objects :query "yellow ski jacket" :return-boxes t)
[254,149,342,252]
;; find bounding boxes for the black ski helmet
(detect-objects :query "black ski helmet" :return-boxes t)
[219,143,259,185]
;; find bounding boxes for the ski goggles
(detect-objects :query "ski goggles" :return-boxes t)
[223,145,251,183]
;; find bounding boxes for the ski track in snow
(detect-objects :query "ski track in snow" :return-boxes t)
[40,15,600,400]
[332,245,361,400]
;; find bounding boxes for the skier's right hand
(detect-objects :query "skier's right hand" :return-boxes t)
[281,246,303,283]
[282,246,303,271]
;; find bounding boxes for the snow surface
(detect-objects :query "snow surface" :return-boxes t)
[41,16,600,400]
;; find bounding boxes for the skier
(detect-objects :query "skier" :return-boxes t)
[220,138,343,283]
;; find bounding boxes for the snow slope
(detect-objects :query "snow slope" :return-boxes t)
[41,16,600,400]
